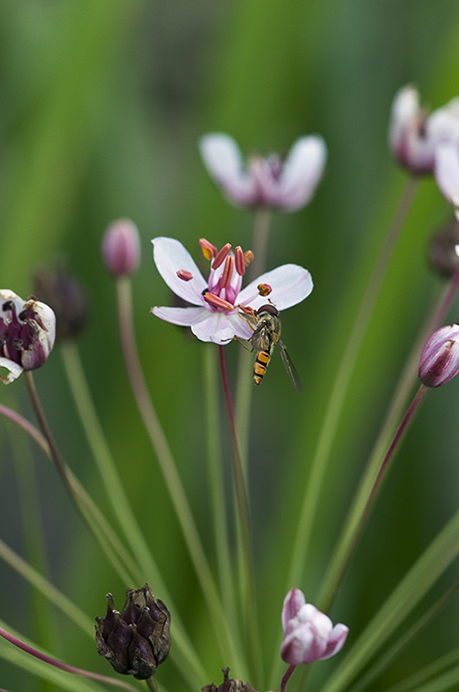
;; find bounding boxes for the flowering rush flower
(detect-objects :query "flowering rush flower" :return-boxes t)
[418,323,459,388]
[280,589,348,666]
[0,290,56,384]
[199,132,327,212]
[434,141,459,220]
[388,85,459,175]
[150,237,313,344]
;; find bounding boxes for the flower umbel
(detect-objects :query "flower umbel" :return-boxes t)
[418,324,459,388]
[95,583,171,680]
[150,237,313,344]
[0,290,56,384]
[199,133,327,212]
[280,589,348,666]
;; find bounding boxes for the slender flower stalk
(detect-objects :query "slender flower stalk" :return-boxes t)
[285,176,419,597]
[116,276,246,677]
[0,624,139,691]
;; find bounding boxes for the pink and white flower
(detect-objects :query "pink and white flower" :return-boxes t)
[434,141,459,220]
[150,237,313,344]
[389,85,459,174]
[419,323,459,388]
[281,589,348,666]
[0,290,56,384]
[199,133,327,212]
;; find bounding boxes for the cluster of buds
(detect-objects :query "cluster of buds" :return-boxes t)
[95,584,171,680]
[0,290,56,384]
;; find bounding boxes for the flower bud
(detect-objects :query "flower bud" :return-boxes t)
[0,290,56,384]
[419,324,459,388]
[280,589,348,666]
[428,218,459,277]
[95,584,171,680]
[101,218,141,277]
[34,266,88,340]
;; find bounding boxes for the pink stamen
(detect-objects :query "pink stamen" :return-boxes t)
[235,246,245,276]
[212,243,231,270]
[220,256,234,289]
[258,283,272,296]
[203,292,234,312]
[199,238,217,261]
[176,269,193,282]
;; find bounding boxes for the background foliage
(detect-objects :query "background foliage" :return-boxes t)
[1,1,459,691]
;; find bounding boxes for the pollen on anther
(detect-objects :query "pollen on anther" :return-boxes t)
[203,292,234,312]
[244,250,254,266]
[212,243,231,270]
[235,246,245,276]
[199,238,217,262]
[176,270,193,282]
[258,283,272,297]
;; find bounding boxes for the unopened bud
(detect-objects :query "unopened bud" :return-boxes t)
[101,219,141,277]
[419,324,459,388]
[428,218,459,277]
[95,584,171,680]
[202,668,257,692]
[34,266,88,340]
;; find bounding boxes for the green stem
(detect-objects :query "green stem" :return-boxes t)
[115,278,244,677]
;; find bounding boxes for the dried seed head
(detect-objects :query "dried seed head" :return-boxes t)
[34,266,88,340]
[95,584,171,680]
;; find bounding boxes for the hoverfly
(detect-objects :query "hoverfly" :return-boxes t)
[250,304,302,393]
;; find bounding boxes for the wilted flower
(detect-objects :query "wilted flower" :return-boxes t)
[202,668,257,692]
[434,141,459,220]
[34,266,88,340]
[101,218,141,277]
[150,237,313,344]
[388,85,459,175]
[280,589,348,666]
[199,133,327,212]
[95,583,171,680]
[418,324,459,388]
[0,290,56,384]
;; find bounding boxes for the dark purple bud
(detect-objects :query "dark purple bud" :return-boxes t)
[101,218,141,277]
[428,218,459,278]
[419,324,459,388]
[95,584,170,680]
[34,265,88,340]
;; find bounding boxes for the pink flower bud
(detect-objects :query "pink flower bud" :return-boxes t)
[419,324,459,388]
[101,218,141,277]
[280,589,348,666]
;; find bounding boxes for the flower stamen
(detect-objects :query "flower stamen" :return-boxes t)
[203,292,234,312]
[258,283,272,296]
[176,270,193,282]
[212,243,231,270]
[235,246,246,276]
[220,256,234,289]
[199,238,217,261]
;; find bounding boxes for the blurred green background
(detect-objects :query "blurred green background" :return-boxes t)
[1,0,459,690]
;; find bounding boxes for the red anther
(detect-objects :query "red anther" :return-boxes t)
[238,304,255,317]
[235,246,245,276]
[212,243,232,270]
[257,283,272,296]
[220,256,234,289]
[176,269,193,282]
[203,292,234,312]
[244,250,254,266]
[199,238,217,261]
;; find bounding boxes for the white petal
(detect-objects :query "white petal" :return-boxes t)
[239,264,313,312]
[320,624,349,660]
[199,132,256,206]
[435,142,459,209]
[152,237,207,305]
[0,357,23,384]
[191,311,251,344]
[275,136,327,211]
[151,306,209,327]
[388,84,420,153]
[282,589,306,631]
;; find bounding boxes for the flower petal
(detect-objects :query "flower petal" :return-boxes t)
[0,357,23,384]
[239,264,313,312]
[152,237,207,305]
[435,142,459,217]
[191,310,252,344]
[282,589,306,631]
[151,306,209,328]
[275,136,327,211]
[320,623,349,660]
[199,133,256,206]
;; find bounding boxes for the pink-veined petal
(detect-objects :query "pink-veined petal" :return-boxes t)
[152,237,207,305]
[320,623,349,660]
[282,589,306,631]
[151,306,209,327]
[435,142,459,217]
[200,133,256,206]
[239,264,313,312]
[276,136,327,211]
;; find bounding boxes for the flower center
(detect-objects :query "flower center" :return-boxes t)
[0,300,41,364]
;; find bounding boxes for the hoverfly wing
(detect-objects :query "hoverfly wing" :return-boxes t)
[279,341,302,393]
